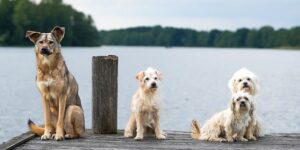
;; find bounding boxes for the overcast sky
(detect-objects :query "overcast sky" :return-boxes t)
[63,0,300,31]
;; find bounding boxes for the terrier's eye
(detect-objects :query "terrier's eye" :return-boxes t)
[39,41,43,44]
[245,97,249,101]
[154,77,158,80]
[49,41,54,44]
[238,79,242,82]
[145,77,150,81]
[236,98,240,101]
[247,78,251,81]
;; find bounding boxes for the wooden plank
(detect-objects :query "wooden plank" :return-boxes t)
[0,131,35,150]
[92,55,118,134]
[2,130,299,150]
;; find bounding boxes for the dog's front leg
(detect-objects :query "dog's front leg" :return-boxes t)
[134,112,144,140]
[41,96,53,140]
[225,125,234,142]
[53,95,67,141]
[153,111,166,140]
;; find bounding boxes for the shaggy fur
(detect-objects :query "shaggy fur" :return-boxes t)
[124,67,166,140]
[228,68,263,140]
[191,92,252,142]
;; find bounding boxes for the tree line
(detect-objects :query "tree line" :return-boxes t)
[0,0,100,46]
[0,0,299,48]
[99,25,300,48]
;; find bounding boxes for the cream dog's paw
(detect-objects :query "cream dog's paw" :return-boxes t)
[156,134,166,140]
[134,136,143,141]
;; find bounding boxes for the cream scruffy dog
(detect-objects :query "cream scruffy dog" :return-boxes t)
[191,92,252,142]
[228,68,263,140]
[124,67,166,140]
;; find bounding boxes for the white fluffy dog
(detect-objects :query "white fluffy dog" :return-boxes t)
[191,92,252,142]
[124,67,166,140]
[228,68,263,140]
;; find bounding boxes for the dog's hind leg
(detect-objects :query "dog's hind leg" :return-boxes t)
[64,105,85,139]
[124,114,136,138]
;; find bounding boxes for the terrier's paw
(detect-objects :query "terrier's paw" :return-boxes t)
[238,137,248,142]
[246,135,257,141]
[156,134,166,140]
[41,133,52,140]
[124,131,134,138]
[134,136,143,141]
[226,137,234,142]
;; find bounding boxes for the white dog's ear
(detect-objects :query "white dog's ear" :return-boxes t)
[136,71,145,81]
[155,70,163,80]
[26,31,41,43]
[230,97,236,113]
[252,74,260,95]
[228,77,237,94]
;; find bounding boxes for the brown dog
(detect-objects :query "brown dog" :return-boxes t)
[26,26,85,141]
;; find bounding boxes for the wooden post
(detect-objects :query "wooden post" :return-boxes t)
[92,55,118,134]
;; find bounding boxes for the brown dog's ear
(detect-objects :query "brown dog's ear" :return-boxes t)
[51,26,65,42]
[155,70,163,80]
[136,71,145,81]
[26,31,41,43]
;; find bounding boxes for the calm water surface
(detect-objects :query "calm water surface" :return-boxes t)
[0,46,300,143]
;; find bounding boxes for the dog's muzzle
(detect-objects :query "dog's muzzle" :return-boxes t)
[242,82,249,88]
[40,48,51,55]
[240,101,246,107]
[151,82,157,89]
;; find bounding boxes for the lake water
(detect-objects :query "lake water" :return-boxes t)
[0,46,300,143]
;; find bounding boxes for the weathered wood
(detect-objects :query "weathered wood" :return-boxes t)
[0,131,35,150]
[92,55,118,134]
[2,130,300,150]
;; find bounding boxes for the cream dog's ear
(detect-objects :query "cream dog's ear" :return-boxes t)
[252,74,260,95]
[228,77,237,94]
[230,97,236,113]
[136,71,145,81]
[155,70,163,80]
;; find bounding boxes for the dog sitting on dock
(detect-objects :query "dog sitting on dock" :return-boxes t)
[228,68,263,140]
[191,92,253,142]
[26,26,85,141]
[124,67,166,140]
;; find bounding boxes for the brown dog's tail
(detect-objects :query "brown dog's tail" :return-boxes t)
[191,119,201,139]
[28,119,44,136]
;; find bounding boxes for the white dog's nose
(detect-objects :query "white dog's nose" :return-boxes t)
[151,82,157,88]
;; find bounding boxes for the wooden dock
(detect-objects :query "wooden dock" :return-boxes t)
[1,130,300,150]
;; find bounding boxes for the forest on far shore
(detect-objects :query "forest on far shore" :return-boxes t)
[0,0,299,48]
[99,26,300,48]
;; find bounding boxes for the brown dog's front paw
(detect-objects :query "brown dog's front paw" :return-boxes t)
[52,133,64,141]
[41,133,52,140]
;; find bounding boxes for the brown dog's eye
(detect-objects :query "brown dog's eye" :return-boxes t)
[238,79,242,82]
[247,78,251,81]
[145,77,149,81]
[39,41,43,44]
[49,41,54,44]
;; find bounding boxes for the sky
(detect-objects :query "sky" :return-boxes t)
[63,0,300,31]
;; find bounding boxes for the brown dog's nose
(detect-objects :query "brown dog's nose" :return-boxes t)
[40,47,50,55]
